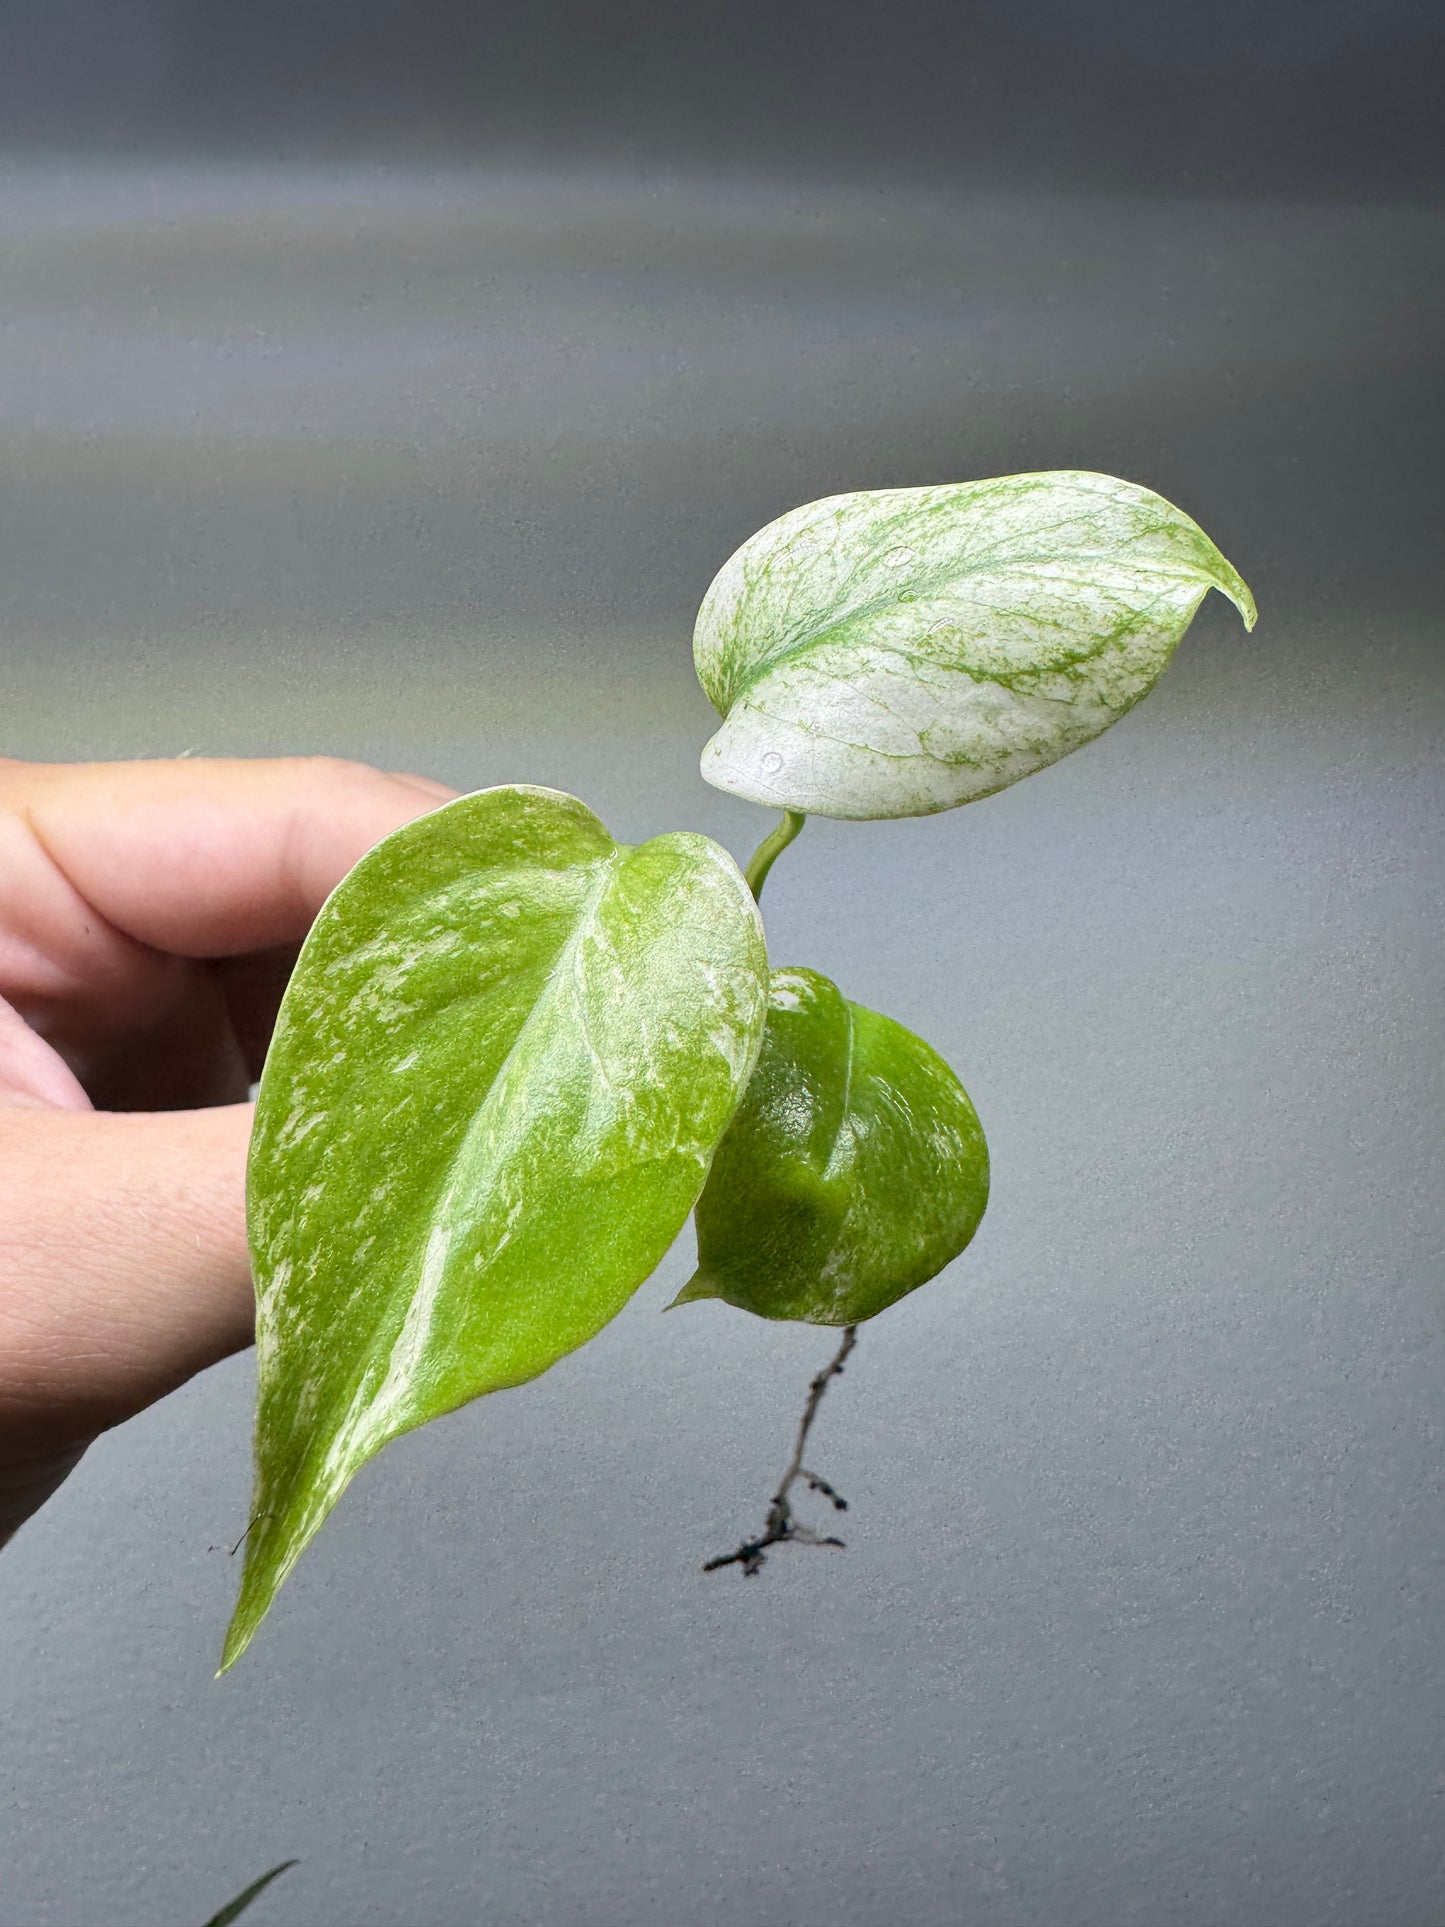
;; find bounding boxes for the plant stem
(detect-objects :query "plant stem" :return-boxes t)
[714,812,851,1576]
[702,1325,858,1575]
[744,810,806,903]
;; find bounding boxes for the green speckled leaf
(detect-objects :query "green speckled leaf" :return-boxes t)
[223,786,767,1671]
[695,470,1256,819]
[675,967,989,1326]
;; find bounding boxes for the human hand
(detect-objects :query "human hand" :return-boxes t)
[0,756,457,1545]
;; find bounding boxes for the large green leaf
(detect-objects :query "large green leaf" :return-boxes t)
[223,785,768,1671]
[675,968,989,1326]
[695,470,1256,819]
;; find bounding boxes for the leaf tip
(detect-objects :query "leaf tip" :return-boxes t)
[201,1858,299,1927]
[218,1592,266,1676]
[666,1270,719,1310]
[1213,556,1257,633]
[215,1632,247,1679]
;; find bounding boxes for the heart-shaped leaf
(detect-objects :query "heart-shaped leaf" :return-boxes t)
[223,786,768,1671]
[675,967,989,1326]
[696,470,1256,819]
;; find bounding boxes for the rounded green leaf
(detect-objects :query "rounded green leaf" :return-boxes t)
[695,470,1257,819]
[223,785,768,1671]
[675,967,989,1327]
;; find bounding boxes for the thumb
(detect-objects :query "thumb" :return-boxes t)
[0,1102,256,1449]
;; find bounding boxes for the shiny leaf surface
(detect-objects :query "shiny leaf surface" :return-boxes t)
[224,785,767,1670]
[696,470,1256,818]
[676,967,988,1326]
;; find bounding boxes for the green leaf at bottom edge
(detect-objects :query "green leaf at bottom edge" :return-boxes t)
[201,1860,298,1927]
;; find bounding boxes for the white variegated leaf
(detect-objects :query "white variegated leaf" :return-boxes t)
[695,471,1256,819]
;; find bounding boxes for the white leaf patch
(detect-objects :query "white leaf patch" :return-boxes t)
[695,471,1256,820]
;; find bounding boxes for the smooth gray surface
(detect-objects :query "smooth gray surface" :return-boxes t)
[4,1,1443,204]
[1,162,1443,1927]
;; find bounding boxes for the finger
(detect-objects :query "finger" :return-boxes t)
[79,967,253,1113]
[0,997,91,1111]
[94,946,307,1109]
[0,758,458,1053]
[0,1103,256,1448]
[4,756,457,959]
[215,944,304,1082]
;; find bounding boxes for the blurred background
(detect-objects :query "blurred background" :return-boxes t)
[2,6,1443,1926]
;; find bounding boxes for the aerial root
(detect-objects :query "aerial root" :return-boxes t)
[703,1325,857,1576]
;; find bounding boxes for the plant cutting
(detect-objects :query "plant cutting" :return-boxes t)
[220,469,1255,1673]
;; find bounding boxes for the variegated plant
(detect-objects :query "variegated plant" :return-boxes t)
[222,470,1254,1669]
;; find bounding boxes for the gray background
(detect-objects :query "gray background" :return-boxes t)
[1,6,1443,1925]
